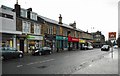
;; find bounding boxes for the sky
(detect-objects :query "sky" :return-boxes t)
[0,0,119,40]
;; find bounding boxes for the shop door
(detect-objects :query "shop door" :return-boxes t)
[20,40,24,53]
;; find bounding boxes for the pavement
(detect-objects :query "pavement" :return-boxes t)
[72,48,118,74]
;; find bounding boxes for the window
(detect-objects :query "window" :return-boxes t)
[22,21,31,33]
[96,35,100,37]
[0,12,13,19]
[30,12,37,20]
[48,25,53,34]
[34,23,41,35]
[21,9,27,18]
[56,26,60,35]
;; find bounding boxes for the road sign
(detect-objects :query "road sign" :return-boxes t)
[108,32,116,40]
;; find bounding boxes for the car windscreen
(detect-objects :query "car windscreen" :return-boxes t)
[102,45,108,48]
[0,47,17,51]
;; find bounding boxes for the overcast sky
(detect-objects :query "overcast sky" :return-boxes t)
[0,0,119,40]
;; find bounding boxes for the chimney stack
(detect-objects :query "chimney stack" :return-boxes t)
[14,1,20,17]
[59,14,62,24]
[69,21,76,29]
[27,8,32,19]
[16,0,18,4]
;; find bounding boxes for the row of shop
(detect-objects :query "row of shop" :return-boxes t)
[2,33,93,54]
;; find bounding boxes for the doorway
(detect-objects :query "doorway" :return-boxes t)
[20,40,24,53]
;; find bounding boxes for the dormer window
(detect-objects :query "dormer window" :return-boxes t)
[20,9,27,18]
[30,12,37,20]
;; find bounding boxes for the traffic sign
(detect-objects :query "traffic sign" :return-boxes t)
[108,32,116,40]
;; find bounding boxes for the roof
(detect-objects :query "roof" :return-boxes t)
[38,15,73,29]
[1,5,13,11]
[76,28,84,32]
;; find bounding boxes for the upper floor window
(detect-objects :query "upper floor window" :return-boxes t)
[76,32,79,38]
[20,9,27,18]
[22,21,31,33]
[96,35,100,37]
[30,12,37,20]
[63,29,67,36]
[34,23,41,35]
[49,25,53,34]
[0,12,13,19]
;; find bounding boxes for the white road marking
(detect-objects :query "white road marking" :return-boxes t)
[17,59,55,67]
[26,62,34,65]
[26,59,55,66]
[17,65,23,67]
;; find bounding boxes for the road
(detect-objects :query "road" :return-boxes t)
[1,48,118,74]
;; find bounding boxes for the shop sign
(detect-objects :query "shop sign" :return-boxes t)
[79,39,86,43]
[72,38,79,42]
[68,35,72,42]
[63,37,68,40]
[27,35,43,40]
[56,36,63,40]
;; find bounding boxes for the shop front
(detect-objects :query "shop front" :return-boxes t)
[79,39,86,50]
[68,35,79,51]
[44,34,56,52]
[71,37,79,50]
[2,33,16,48]
[27,35,43,53]
[56,36,68,51]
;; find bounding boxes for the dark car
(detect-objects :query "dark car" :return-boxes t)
[101,45,110,51]
[32,46,52,56]
[0,47,23,60]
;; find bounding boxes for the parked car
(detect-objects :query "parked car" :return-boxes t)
[87,46,93,50]
[0,47,23,60]
[101,45,110,51]
[81,46,88,50]
[32,46,52,56]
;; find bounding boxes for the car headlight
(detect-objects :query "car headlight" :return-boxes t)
[35,50,39,53]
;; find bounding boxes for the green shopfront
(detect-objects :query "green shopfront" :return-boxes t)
[27,35,43,53]
[56,36,68,51]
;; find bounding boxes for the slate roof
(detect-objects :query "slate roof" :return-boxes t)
[38,15,74,29]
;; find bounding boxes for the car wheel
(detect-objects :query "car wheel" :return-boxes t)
[49,51,52,54]
[39,52,42,56]
[0,56,4,60]
[18,53,23,58]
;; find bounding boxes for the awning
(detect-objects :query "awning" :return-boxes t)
[0,30,22,34]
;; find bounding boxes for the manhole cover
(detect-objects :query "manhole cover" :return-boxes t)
[37,66,47,69]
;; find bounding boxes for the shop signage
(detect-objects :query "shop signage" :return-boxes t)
[68,35,79,42]
[27,35,43,40]
[56,36,68,40]
[72,38,79,42]
[63,37,68,40]
[68,35,72,42]
[79,39,86,43]
[56,36,63,40]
